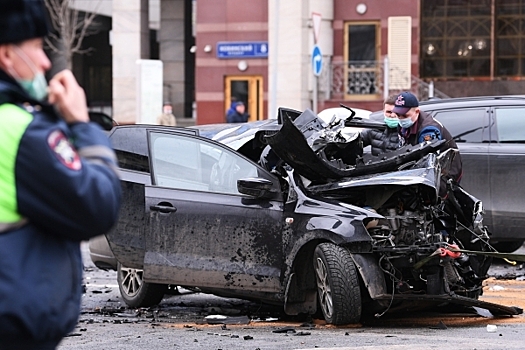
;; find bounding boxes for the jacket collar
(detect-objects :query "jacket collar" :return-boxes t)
[0,69,56,115]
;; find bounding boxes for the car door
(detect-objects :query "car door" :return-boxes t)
[431,107,492,226]
[488,107,525,241]
[142,130,285,293]
[105,126,199,269]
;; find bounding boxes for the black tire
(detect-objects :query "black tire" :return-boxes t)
[492,240,524,253]
[117,263,167,308]
[313,243,362,325]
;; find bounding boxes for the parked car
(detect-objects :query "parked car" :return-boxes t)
[90,107,521,325]
[370,95,525,252]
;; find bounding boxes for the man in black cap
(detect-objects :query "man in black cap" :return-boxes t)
[392,91,463,185]
[0,1,121,349]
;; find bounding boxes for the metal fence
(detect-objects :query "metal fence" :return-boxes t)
[322,59,450,102]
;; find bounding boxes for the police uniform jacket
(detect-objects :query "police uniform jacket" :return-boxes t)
[0,70,121,344]
[400,110,463,183]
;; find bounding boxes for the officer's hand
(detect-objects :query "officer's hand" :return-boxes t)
[48,70,90,124]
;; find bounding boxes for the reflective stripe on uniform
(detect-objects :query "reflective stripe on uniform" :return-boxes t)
[0,103,33,223]
[0,218,28,233]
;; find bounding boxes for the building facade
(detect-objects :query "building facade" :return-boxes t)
[69,0,525,125]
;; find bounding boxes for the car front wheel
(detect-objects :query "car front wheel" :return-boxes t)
[117,263,167,308]
[313,243,362,325]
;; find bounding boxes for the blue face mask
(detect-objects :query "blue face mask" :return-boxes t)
[10,45,48,101]
[399,117,415,129]
[384,116,399,129]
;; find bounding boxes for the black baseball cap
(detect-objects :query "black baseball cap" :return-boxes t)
[392,91,419,115]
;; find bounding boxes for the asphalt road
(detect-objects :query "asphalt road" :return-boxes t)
[55,243,525,350]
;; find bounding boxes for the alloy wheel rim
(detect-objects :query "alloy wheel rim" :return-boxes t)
[120,267,144,297]
[314,257,333,318]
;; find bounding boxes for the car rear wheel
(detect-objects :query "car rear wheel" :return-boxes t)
[313,243,362,325]
[117,263,167,308]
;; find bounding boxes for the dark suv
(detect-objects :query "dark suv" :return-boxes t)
[371,95,525,252]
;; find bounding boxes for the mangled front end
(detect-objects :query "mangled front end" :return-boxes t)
[262,107,522,319]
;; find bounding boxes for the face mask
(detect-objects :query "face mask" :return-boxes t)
[16,72,48,101]
[384,116,399,129]
[399,117,415,129]
[9,45,48,101]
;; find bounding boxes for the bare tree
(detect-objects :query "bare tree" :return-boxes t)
[43,0,100,70]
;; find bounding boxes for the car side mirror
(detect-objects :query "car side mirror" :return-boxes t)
[237,177,274,198]
[89,111,118,131]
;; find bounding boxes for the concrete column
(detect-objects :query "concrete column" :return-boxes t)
[268,1,310,117]
[159,0,185,119]
[112,0,150,124]
[268,0,333,117]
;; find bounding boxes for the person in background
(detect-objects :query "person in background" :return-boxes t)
[157,101,176,126]
[392,91,463,184]
[0,1,121,349]
[225,96,238,116]
[226,101,249,123]
[360,93,401,156]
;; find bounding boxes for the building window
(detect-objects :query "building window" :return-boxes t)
[421,0,525,79]
[496,1,525,76]
[343,22,381,99]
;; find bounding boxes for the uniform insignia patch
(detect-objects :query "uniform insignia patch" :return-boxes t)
[47,130,82,170]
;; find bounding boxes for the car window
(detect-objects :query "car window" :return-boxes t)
[149,132,258,195]
[494,108,525,143]
[111,127,150,172]
[431,108,488,143]
[115,150,150,173]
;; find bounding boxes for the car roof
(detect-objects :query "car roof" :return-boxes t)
[369,94,525,120]
[108,120,278,155]
[419,95,525,108]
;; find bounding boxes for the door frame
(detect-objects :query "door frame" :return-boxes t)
[225,75,264,121]
[343,21,382,101]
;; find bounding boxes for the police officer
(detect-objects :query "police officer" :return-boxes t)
[0,1,121,349]
[392,91,463,184]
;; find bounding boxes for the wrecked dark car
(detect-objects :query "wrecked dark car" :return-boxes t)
[102,107,522,325]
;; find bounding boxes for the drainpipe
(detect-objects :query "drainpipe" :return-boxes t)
[383,56,389,100]
[428,81,434,99]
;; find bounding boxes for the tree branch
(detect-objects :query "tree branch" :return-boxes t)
[43,0,101,69]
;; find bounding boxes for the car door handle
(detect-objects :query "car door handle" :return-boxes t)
[150,205,177,213]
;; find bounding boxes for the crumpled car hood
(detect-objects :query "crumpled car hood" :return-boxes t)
[308,154,441,193]
[260,107,448,183]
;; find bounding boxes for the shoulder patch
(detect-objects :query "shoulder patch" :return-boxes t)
[47,130,82,171]
[418,126,442,143]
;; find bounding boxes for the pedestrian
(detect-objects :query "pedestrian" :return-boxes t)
[226,101,249,123]
[360,93,401,156]
[157,101,177,126]
[225,97,238,116]
[0,1,121,349]
[392,91,463,184]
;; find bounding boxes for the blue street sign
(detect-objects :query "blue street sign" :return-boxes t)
[217,41,269,59]
[312,45,323,76]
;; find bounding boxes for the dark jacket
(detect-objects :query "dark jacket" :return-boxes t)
[0,71,121,345]
[400,110,463,184]
[360,127,400,156]
[226,110,249,123]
